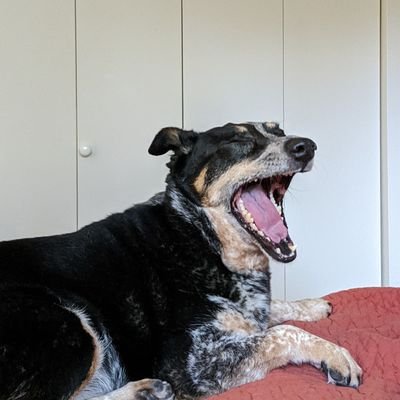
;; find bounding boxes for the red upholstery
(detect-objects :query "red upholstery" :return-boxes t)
[210,288,400,400]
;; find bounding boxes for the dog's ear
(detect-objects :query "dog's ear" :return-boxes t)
[148,127,197,156]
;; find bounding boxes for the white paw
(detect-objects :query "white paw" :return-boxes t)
[297,298,332,322]
[321,344,362,388]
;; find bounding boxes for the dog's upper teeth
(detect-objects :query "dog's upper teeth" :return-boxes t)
[276,248,282,254]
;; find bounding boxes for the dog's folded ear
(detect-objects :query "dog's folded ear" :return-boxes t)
[148,127,198,156]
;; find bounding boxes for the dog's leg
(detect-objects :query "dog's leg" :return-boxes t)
[269,299,332,326]
[87,379,174,400]
[186,324,361,397]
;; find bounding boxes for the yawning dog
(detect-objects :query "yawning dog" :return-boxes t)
[0,122,362,400]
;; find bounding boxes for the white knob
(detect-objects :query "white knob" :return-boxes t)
[79,144,92,157]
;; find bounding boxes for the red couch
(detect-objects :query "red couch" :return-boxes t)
[210,288,400,400]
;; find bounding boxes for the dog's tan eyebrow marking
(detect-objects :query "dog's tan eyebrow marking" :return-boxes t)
[194,166,208,194]
[234,125,248,133]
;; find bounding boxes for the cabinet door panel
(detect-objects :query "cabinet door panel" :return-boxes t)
[0,0,76,240]
[284,0,381,299]
[183,0,285,298]
[77,0,181,227]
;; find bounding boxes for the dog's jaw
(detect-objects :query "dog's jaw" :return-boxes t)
[204,206,269,274]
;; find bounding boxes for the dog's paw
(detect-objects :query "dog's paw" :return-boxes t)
[320,346,362,388]
[132,380,175,400]
[297,298,332,322]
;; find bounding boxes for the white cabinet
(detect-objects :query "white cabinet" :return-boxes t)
[76,0,182,227]
[0,0,77,240]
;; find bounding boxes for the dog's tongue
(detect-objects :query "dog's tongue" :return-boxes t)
[240,183,288,243]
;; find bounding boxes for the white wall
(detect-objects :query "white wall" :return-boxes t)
[283,0,381,299]
[382,0,400,286]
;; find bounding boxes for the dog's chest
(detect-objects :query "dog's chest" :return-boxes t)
[209,271,271,334]
[232,273,271,327]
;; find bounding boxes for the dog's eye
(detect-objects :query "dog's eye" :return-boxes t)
[225,134,256,145]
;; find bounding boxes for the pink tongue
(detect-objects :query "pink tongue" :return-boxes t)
[240,184,288,243]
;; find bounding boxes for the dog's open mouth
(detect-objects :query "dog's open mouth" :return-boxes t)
[232,174,296,262]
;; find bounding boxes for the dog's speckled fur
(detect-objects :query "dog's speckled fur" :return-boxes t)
[0,122,361,400]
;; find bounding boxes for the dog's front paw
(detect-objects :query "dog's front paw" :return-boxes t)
[297,298,332,322]
[320,346,362,388]
[133,380,175,400]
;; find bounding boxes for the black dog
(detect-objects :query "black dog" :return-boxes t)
[0,122,361,400]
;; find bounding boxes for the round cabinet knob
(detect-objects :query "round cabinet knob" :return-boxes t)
[79,144,92,157]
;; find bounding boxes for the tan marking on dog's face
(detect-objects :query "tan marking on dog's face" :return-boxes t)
[193,166,208,194]
[194,136,287,274]
[265,122,279,129]
[216,310,258,335]
[202,160,259,207]
[205,206,268,273]
[234,125,248,133]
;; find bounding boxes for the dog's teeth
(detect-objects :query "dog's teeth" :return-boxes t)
[288,244,297,252]
[254,178,258,182]
[250,223,257,231]
[244,213,254,224]
[276,248,281,254]
[258,230,265,237]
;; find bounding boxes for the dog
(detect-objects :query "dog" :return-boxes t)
[0,122,362,400]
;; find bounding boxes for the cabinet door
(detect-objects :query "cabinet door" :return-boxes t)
[76,0,182,227]
[0,0,76,240]
[183,0,285,298]
[284,0,381,299]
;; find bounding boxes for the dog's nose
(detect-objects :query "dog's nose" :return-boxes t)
[285,137,317,163]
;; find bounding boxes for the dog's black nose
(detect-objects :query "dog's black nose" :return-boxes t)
[285,138,317,163]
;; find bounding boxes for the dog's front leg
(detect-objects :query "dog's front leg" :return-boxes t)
[86,379,174,400]
[269,299,332,326]
[187,324,361,397]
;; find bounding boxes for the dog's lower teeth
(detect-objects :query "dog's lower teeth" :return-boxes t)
[244,213,254,224]
[288,244,297,252]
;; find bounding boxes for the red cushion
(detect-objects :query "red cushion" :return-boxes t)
[210,288,400,400]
